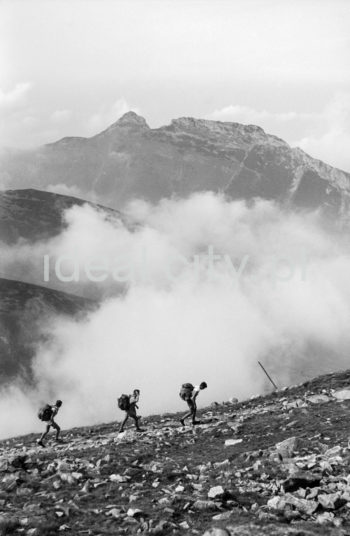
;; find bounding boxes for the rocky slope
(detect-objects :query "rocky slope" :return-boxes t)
[0,189,122,245]
[0,278,94,383]
[1,112,350,217]
[2,369,350,535]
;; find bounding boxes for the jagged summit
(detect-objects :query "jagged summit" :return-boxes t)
[164,116,287,149]
[47,112,149,146]
[102,111,150,133]
[95,111,149,138]
[116,110,149,127]
[169,115,266,135]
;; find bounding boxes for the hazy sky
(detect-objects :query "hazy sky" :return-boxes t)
[0,0,349,170]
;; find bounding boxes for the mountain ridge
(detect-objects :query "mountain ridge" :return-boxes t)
[0,188,122,244]
[1,112,349,217]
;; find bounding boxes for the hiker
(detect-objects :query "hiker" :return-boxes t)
[179,382,207,426]
[118,389,143,433]
[37,400,63,447]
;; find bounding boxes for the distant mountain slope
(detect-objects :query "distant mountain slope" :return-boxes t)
[0,278,95,382]
[1,112,349,216]
[0,188,122,244]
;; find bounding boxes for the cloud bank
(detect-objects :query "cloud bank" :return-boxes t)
[1,193,350,439]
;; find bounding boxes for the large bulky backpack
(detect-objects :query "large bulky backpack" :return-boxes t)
[179,383,194,401]
[118,394,130,411]
[38,404,53,422]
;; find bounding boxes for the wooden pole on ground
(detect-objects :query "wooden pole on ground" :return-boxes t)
[258,361,278,391]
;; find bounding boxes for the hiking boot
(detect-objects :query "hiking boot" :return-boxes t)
[55,438,64,443]
[192,420,201,425]
[136,428,145,433]
[37,439,46,448]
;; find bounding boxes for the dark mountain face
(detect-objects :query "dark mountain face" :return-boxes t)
[0,188,122,245]
[1,111,349,216]
[0,188,128,302]
[0,278,95,384]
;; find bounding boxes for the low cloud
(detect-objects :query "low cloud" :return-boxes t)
[1,193,350,438]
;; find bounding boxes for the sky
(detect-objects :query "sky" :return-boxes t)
[0,0,349,171]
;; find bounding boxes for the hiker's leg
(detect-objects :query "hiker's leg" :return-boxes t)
[51,421,61,440]
[40,424,51,442]
[129,406,141,430]
[132,416,141,430]
[191,403,198,424]
[119,413,129,432]
[182,399,194,422]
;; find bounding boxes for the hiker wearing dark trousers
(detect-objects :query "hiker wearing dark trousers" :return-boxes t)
[119,389,143,433]
[180,382,207,426]
[37,400,62,447]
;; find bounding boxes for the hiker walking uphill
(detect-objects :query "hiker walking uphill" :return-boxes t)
[37,400,63,447]
[118,389,143,433]
[179,382,207,426]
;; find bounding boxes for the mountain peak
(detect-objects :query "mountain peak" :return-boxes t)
[115,111,149,128]
[97,111,149,137]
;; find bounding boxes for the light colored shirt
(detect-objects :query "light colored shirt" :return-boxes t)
[192,385,200,399]
[129,393,139,405]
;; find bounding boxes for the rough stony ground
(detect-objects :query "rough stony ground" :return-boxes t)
[2,370,350,535]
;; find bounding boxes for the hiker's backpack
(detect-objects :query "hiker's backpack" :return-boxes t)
[118,394,130,411]
[179,383,194,401]
[38,404,53,422]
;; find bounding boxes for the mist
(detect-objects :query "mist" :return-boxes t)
[1,192,350,439]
